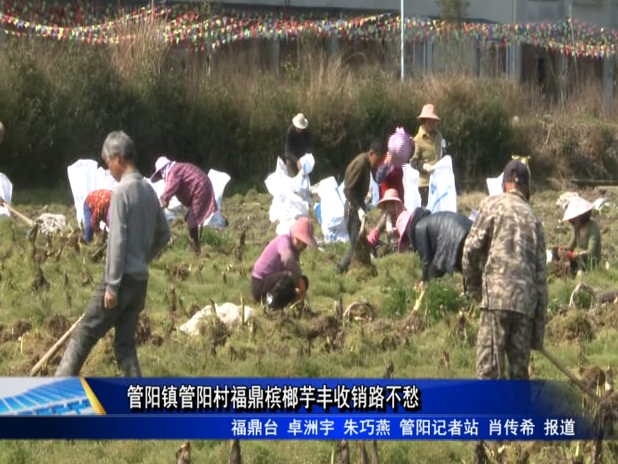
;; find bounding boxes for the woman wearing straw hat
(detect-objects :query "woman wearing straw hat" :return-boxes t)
[283,113,312,177]
[556,196,602,273]
[367,188,406,253]
[368,188,471,289]
[252,217,317,311]
[410,104,445,207]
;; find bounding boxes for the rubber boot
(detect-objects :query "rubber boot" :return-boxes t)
[54,338,90,377]
[119,355,142,377]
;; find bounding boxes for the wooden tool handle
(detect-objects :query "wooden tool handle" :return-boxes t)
[30,314,84,376]
[539,347,600,402]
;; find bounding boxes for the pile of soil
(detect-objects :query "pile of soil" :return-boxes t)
[546,309,594,342]
[0,320,32,343]
[135,315,152,345]
[45,314,70,339]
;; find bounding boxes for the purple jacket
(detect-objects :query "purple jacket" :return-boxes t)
[160,162,217,228]
[252,234,302,280]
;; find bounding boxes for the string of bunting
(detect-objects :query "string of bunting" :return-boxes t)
[0,4,616,59]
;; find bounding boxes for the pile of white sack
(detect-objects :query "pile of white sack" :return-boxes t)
[179,302,254,335]
[312,155,458,244]
[67,159,231,229]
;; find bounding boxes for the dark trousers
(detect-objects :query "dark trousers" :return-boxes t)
[83,202,94,243]
[338,203,362,272]
[252,272,309,310]
[285,159,299,177]
[55,274,148,377]
[419,187,429,208]
[189,226,200,249]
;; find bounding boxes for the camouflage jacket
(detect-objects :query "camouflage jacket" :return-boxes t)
[462,190,548,323]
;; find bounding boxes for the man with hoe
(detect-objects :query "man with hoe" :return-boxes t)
[463,159,548,382]
[55,131,171,377]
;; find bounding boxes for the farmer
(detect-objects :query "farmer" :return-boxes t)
[410,104,445,207]
[397,203,473,287]
[151,156,217,255]
[283,113,312,177]
[82,189,112,244]
[462,159,548,381]
[336,139,387,274]
[251,217,317,310]
[371,128,413,239]
[367,188,405,251]
[55,131,171,377]
[555,196,602,273]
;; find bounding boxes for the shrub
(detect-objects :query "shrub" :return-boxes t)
[0,23,616,191]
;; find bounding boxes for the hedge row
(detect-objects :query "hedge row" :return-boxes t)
[0,37,615,191]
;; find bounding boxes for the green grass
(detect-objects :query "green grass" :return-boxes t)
[1,185,618,463]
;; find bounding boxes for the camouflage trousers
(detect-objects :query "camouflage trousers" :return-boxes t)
[476,309,532,380]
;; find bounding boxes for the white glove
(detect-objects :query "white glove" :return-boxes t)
[357,208,366,222]
[423,163,435,173]
[386,216,393,233]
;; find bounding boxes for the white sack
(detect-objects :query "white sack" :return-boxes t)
[427,155,457,213]
[315,176,349,244]
[95,167,117,191]
[179,303,254,336]
[556,192,579,210]
[402,165,422,212]
[593,198,611,212]
[0,172,13,218]
[146,178,185,222]
[293,154,315,204]
[486,173,504,197]
[270,192,309,236]
[265,157,310,235]
[67,159,99,225]
[202,169,231,228]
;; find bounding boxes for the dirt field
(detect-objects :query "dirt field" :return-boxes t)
[1,185,618,463]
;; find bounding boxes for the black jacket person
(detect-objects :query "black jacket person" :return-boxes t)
[397,208,472,284]
[283,113,312,177]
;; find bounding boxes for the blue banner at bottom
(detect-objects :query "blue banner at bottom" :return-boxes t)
[0,415,597,440]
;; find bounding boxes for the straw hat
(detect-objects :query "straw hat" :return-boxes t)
[563,197,593,222]
[292,113,309,130]
[151,156,172,181]
[418,104,440,121]
[396,210,412,252]
[378,189,403,208]
[290,217,318,248]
